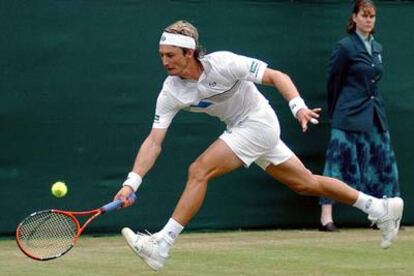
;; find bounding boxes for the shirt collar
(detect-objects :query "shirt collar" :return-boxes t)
[356,29,374,43]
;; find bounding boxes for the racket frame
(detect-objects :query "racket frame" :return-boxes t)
[16,208,100,261]
[15,194,135,261]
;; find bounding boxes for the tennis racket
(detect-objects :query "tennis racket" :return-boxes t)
[16,193,136,261]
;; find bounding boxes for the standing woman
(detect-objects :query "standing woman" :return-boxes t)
[319,0,401,231]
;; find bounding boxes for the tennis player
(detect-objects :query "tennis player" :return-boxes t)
[114,20,404,271]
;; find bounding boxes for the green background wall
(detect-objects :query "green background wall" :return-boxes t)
[1,0,413,235]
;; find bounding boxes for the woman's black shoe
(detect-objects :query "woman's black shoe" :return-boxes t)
[319,222,337,232]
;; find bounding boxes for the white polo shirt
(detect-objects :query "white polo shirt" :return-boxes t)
[152,51,271,128]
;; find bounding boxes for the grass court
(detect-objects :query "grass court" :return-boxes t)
[2,227,413,275]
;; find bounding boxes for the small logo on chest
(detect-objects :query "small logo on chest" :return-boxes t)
[208,81,217,88]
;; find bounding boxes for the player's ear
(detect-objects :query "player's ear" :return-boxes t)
[183,48,195,58]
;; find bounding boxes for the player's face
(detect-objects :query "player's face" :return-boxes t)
[159,45,192,76]
[353,6,376,36]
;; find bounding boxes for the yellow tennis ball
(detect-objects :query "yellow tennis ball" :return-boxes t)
[51,181,68,198]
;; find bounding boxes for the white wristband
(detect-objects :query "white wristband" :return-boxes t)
[288,96,308,118]
[122,172,142,192]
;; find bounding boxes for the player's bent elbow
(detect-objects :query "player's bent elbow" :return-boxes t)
[272,69,290,81]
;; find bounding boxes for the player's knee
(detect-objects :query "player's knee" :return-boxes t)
[292,184,311,195]
[188,160,209,184]
[291,170,319,196]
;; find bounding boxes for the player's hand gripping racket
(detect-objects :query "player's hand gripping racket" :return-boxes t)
[16,193,136,261]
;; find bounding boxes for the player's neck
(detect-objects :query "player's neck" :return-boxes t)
[179,59,203,81]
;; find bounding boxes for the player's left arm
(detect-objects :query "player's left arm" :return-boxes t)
[261,68,321,132]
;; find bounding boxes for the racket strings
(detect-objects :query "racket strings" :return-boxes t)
[17,211,77,259]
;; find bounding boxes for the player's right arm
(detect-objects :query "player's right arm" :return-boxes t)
[114,128,167,207]
[131,128,167,177]
[115,79,181,207]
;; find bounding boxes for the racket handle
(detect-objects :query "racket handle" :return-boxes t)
[101,193,137,213]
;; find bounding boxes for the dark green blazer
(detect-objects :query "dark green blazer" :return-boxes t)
[327,32,388,132]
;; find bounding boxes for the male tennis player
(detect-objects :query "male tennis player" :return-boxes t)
[114,20,404,271]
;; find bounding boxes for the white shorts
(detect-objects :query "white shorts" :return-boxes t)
[219,107,293,170]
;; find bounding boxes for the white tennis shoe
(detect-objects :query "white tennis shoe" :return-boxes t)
[369,197,404,249]
[121,227,168,271]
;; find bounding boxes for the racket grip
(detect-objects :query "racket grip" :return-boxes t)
[101,193,137,213]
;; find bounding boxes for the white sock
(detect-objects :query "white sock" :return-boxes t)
[352,192,385,218]
[157,218,184,254]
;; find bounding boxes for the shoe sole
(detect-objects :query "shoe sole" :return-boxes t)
[121,227,163,271]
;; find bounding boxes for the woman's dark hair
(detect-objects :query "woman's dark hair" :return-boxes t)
[346,0,376,34]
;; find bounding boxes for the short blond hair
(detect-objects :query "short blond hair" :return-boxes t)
[164,20,205,58]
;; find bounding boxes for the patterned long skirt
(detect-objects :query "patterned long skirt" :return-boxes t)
[319,126,400,205]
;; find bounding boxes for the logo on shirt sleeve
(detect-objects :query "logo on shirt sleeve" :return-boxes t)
[154,114,160,123]
[249,61,259,76]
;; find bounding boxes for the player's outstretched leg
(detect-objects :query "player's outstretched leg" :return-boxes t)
[265,155,404,249]
[369,197,404,249]
[121,227,172,271]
